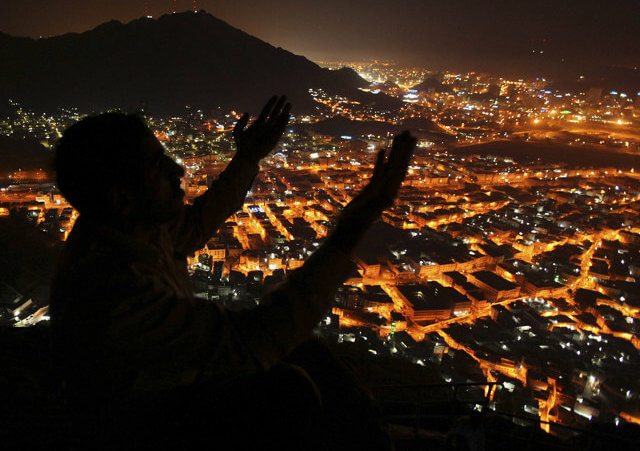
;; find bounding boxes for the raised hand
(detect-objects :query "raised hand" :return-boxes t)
[332,131,417,252]
[232,96,292,164]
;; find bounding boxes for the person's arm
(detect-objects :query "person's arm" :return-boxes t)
[105,132,415,386]
[98,260,261,392]
[170,96,291,255]
[227,132,417,369]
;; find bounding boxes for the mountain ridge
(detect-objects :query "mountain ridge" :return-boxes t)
[0,11,400,116]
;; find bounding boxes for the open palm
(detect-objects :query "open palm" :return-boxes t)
[333,131,417,252]
[233,96,291,164]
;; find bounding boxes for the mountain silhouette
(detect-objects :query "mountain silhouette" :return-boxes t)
[291,116,454,144]
[0,11,401,115]
[411,78,449,93]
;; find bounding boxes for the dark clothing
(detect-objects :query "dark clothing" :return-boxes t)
[50,155,353,407]
[74,361,324,449]
[77,342,391,450]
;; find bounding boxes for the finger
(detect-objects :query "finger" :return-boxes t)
[391,130,415,153]
[281,102,292,118]
[257,96,278,123]
[383,131,416,195]
[353,149,386,205]
[267,96,287,124]
[274,103,292,129]
[369,148,387,187]
[386,142,414,187]
[233,113,250,140]
[266,103,292,150]
[387,131,415,172]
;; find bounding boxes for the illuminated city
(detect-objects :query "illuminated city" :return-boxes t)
[3,60,640,440]
[1,2,640,448]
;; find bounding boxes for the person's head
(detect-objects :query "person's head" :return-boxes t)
[54,112,185,225]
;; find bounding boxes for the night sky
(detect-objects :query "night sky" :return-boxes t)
[1,0,639,73]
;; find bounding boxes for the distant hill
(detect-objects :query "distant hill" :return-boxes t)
[412,78,449,93]
[292,116,453,142]
[0,11,401,115]
[0,135,51,174]
[293,117,397,138]
[449,140,640,170]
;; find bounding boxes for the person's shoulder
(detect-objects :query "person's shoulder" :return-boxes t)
[70,217,164,264]
[61,227,127,275]
[53,220,162,300]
